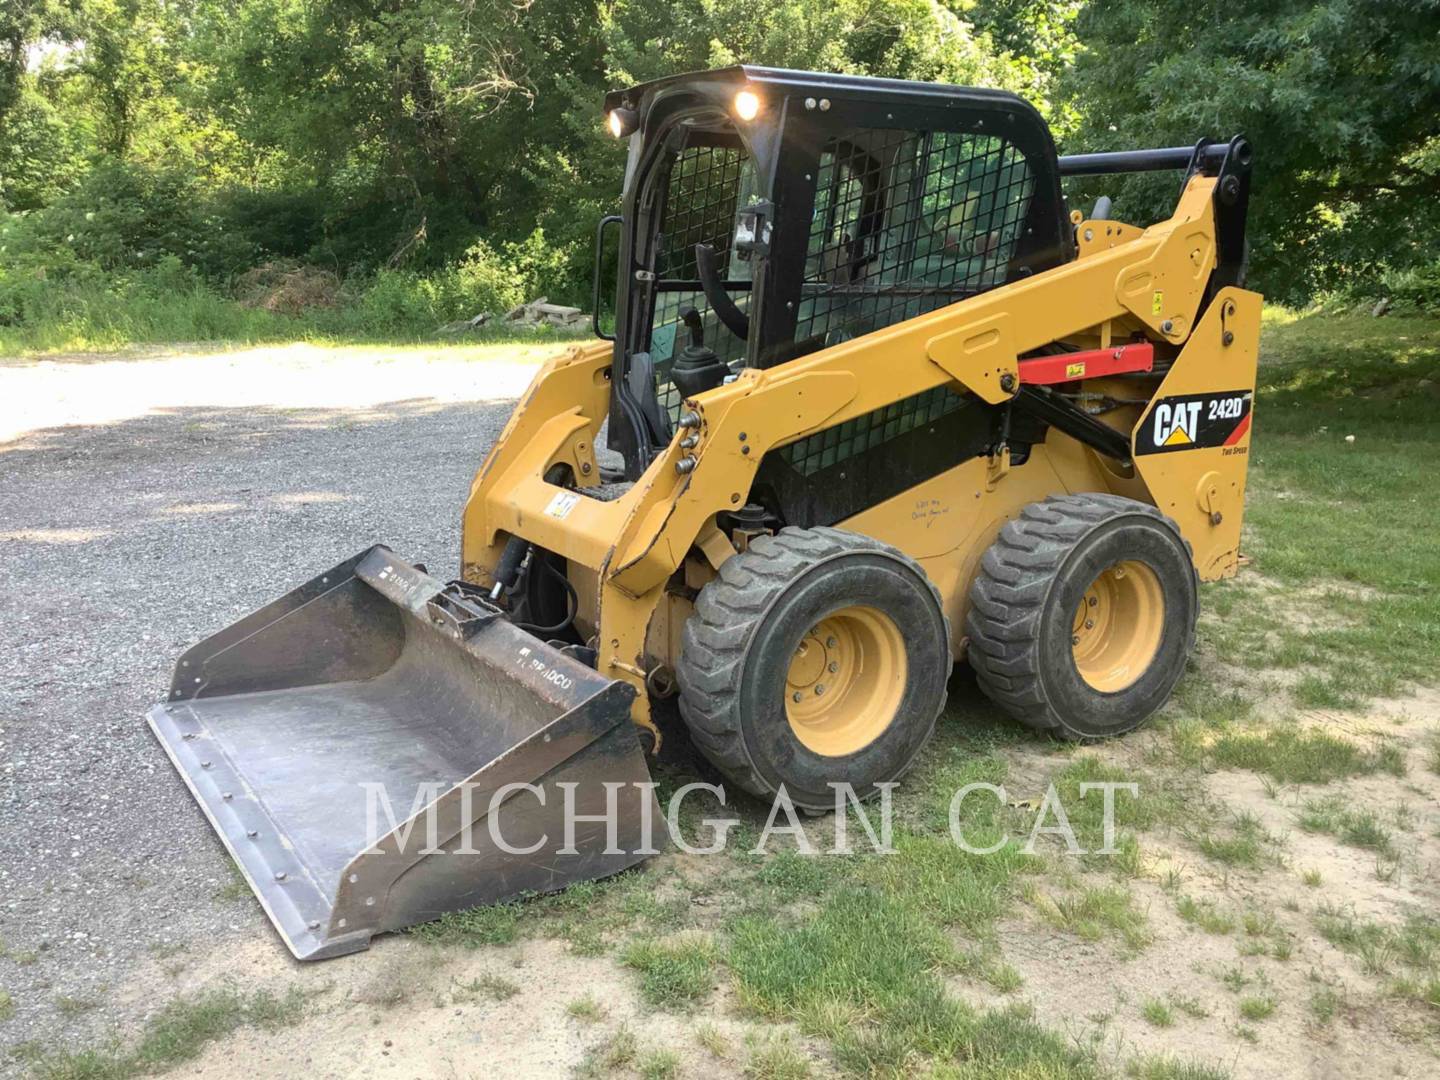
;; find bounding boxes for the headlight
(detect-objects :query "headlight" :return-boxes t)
[733,90,760,122]
[607,107,638,138]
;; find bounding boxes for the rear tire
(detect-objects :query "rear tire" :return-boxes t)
[965,494,1197,739]
[676,527,950,811]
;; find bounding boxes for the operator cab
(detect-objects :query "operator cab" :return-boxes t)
[597,66,1073,479]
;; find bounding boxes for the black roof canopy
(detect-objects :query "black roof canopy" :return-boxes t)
[604,65,1048,125]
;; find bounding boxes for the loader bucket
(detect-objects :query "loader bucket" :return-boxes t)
[146,546,657,960]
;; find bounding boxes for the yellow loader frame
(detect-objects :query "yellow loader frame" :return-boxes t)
[461,173,1260,741]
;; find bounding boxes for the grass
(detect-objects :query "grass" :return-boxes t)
[0,989,12,1022]
[22,986,305,1079]
[727,888,1104,1076]
[1176,896,1235,935]
[1141,998,1174,1027]
[694,1021,730,1057]
[638,1048,682,1079]
[1237,994,1276,1021]
[1127,1056,1231,1080]
[1212,310,1440,710]
[1029,885,1151,950]
[1192,811,1276,868]
[577,1026,638,1077]
[453,973,519,1002]
[1207,727,1401,784]
[1308,985,1344,1024]
[620,936,720,1010]
[566,994,606,1023]
[743,1035,813,1079]
[1298,796,1398,858]
[1313,904,1440,1001]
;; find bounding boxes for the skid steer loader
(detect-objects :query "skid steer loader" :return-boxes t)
[148,66,1259,959]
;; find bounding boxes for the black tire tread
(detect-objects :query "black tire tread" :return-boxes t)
[964,493,1196,736]
[677,526,951,799]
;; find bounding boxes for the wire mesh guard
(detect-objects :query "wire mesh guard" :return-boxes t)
[778,128,1034,472]
[797,129,1036,349]
[780,385,965,475]
[651,142,752,418]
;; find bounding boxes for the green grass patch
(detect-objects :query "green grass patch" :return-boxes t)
[1223,312,1440,709]
[566,994,606,1023]
[620,936,720,1010]
[1141,998,1174,1027]
[1176,896,1235,935]
[728,888,1103,1077]
[1313,904,1440,1003]
[24,986,305,1079]
[1028,885,1150,951]
[1127,1055,1231,1080]
[1208,727,1398,784]
[1237,994,1276,1021]
[1298,797,1398,858]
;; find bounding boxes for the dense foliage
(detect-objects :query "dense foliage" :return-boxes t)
[1,0,1437,346]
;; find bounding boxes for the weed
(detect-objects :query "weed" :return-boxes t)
[0,990,12,1022]
[1176,896,1235,935]
[1301,868,1322,888]
[743,1035,812,1080]
[412,902,520,948]
[1308,986,1343,1024]
[1169,994,1211,1019]
[453,973,519,1003]
[1238,994,1276,1021]
[1425,730,1440,776]
[565,994,605,1023]
[638,1048,681,1079]
[1031,885,1151,951]
[577,1026,638,1077]
[1208,727,1386,784]
[26,986,304,1079]
[1298,797,1397,858]
[1127,1055,1231,1080]
[1220,966,1251,993]
[1141,998,1174,1027]
[621,936,719,1010]
[694,1021,729,1057]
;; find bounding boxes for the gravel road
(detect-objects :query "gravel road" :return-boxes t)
[0,342,560,1060]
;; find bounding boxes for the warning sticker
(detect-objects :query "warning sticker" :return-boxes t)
[544,491,581,519]
[1135,390,1253,455]
[1065,361,1086,379]
[1151,290,1164,316]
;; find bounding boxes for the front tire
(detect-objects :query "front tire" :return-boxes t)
[966,494,1198,739]
[676,527,951,811]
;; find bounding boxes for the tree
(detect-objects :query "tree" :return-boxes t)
[1060,0,1440,300]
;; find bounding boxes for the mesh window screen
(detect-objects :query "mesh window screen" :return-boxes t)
[649,143,752,418]
[780,385,965,475]
[796,129,1036,350]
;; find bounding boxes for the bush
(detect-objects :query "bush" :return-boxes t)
[1377,261,1440,314]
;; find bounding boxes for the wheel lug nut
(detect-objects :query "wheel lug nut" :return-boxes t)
[792,691,803,702]
[826,636,838,648]
[1088,596,1098,607]
[828,662,838,673]
[815,684,825,695]
[1072,635,1081,646]
[1085,619,1095,630]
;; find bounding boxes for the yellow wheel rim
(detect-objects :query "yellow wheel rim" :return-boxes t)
[784,605,907,757]
[1071,560,1165,693]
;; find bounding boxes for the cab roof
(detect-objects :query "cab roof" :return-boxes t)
[603,65,1047,130]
